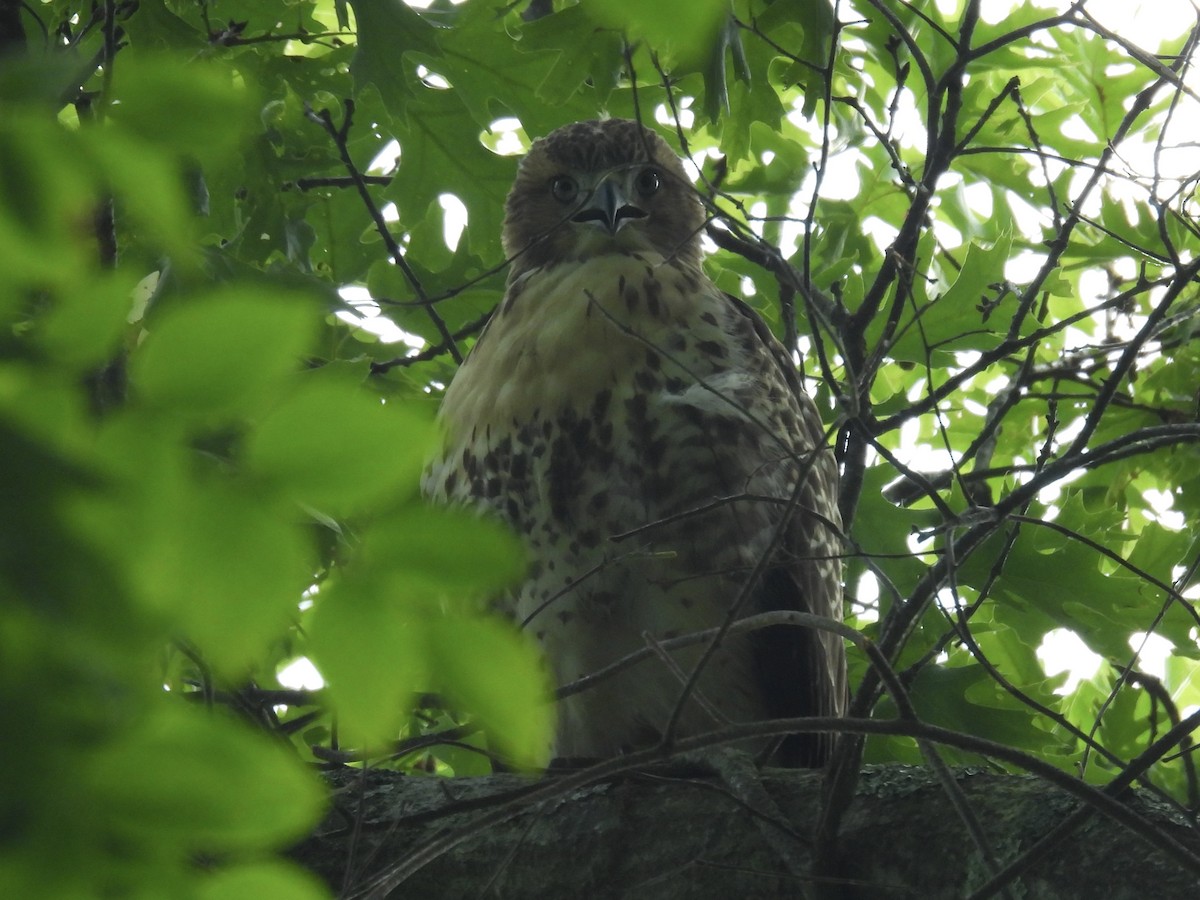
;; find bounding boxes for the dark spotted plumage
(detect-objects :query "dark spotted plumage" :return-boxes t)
[423,119,845,766]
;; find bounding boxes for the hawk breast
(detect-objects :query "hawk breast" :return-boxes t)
[425,248,843,763]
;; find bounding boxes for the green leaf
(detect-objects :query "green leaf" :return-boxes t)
[196,862,331,900]
[130,288,317,419]
[846,466,938,606]
[147,487,311,675]
[0,115,98,296]
[366,258,413,304]
[427,711,494,775]
[107,55,258,163]
[782,0,836,117]
[358,505,526,602]
[348,0,440,109]
[429,615,553,769]
[419,1,562,131]
[384,89,515,263]
[962,521,1146,663]
[305,577,429,742]
[87,130,198,259]
[518,5,625,108]
[33,274,135,368]
[8,0,1200,871]
[75,414,312,676]
[887,228,1015,362]
[85,703,326,852]
[704,21,786,159]
[907,664,1048,755]
[245,370,436,515]
[700,16,737,120]
[585,0,727,70]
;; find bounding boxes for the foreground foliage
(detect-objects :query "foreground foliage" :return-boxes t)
[1,0,1197,896]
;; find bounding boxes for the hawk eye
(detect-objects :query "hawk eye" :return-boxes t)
[635,168,661,197]
[551,175,578,203]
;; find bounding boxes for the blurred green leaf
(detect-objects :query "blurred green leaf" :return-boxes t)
[245,371,436,515]
[196,861,331,900]
[142,486,310,675]
[130,288,318,419]
[85,703,326,850]
[34,274,137,369]
[360,505,524,596]
[107,55,258,163]
[429,615,553,769]
[0,115,98,295]
[306,576,428,742]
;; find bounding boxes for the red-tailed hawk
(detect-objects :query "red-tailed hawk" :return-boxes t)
[424,119,845,766]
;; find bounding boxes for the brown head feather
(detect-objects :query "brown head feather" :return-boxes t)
[502,119,705,274]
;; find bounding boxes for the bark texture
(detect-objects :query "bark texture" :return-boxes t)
[293,764,1199,898]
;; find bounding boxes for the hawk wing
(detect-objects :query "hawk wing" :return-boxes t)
[723,294,846,766]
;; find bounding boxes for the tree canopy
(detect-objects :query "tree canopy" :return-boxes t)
[1,0,1198,896]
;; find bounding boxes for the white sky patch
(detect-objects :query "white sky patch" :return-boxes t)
[862,215,899,252]
[933,217,964,251]
[747,200,768,238]
[439,193,467,251]
[889,86,928,152]
[655,98,695,130]
[961,396,988,417]
[1038,628,1103,694]
[278,657,325,691]
[976,0,1196,51]
[337,285,426,347]
[1034,466,1085,506]
[981,373,1009,397]
[855,570,881,623]
[1129,632,1174,680]
[953,350,981,373]
[775,192,811,259]
[414,63,450,90]
[1003,190,1050,243]
[934,586,961,615]
[369,139,401,174]
[1004,249,1049,284]
[786,102,825,144]
[961,180,994,220]
[800,147,864,201]
[1060,113,1101,147]
[1142,488,1186,530]
[907,526,935,559]
[1076,0,1197,52]
[483,117,527,156]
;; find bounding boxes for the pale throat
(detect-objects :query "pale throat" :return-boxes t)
[441,251,709,438]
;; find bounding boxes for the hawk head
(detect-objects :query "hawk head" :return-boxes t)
[502,119,706,273]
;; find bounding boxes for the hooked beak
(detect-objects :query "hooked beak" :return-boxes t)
[571,178,647,235]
